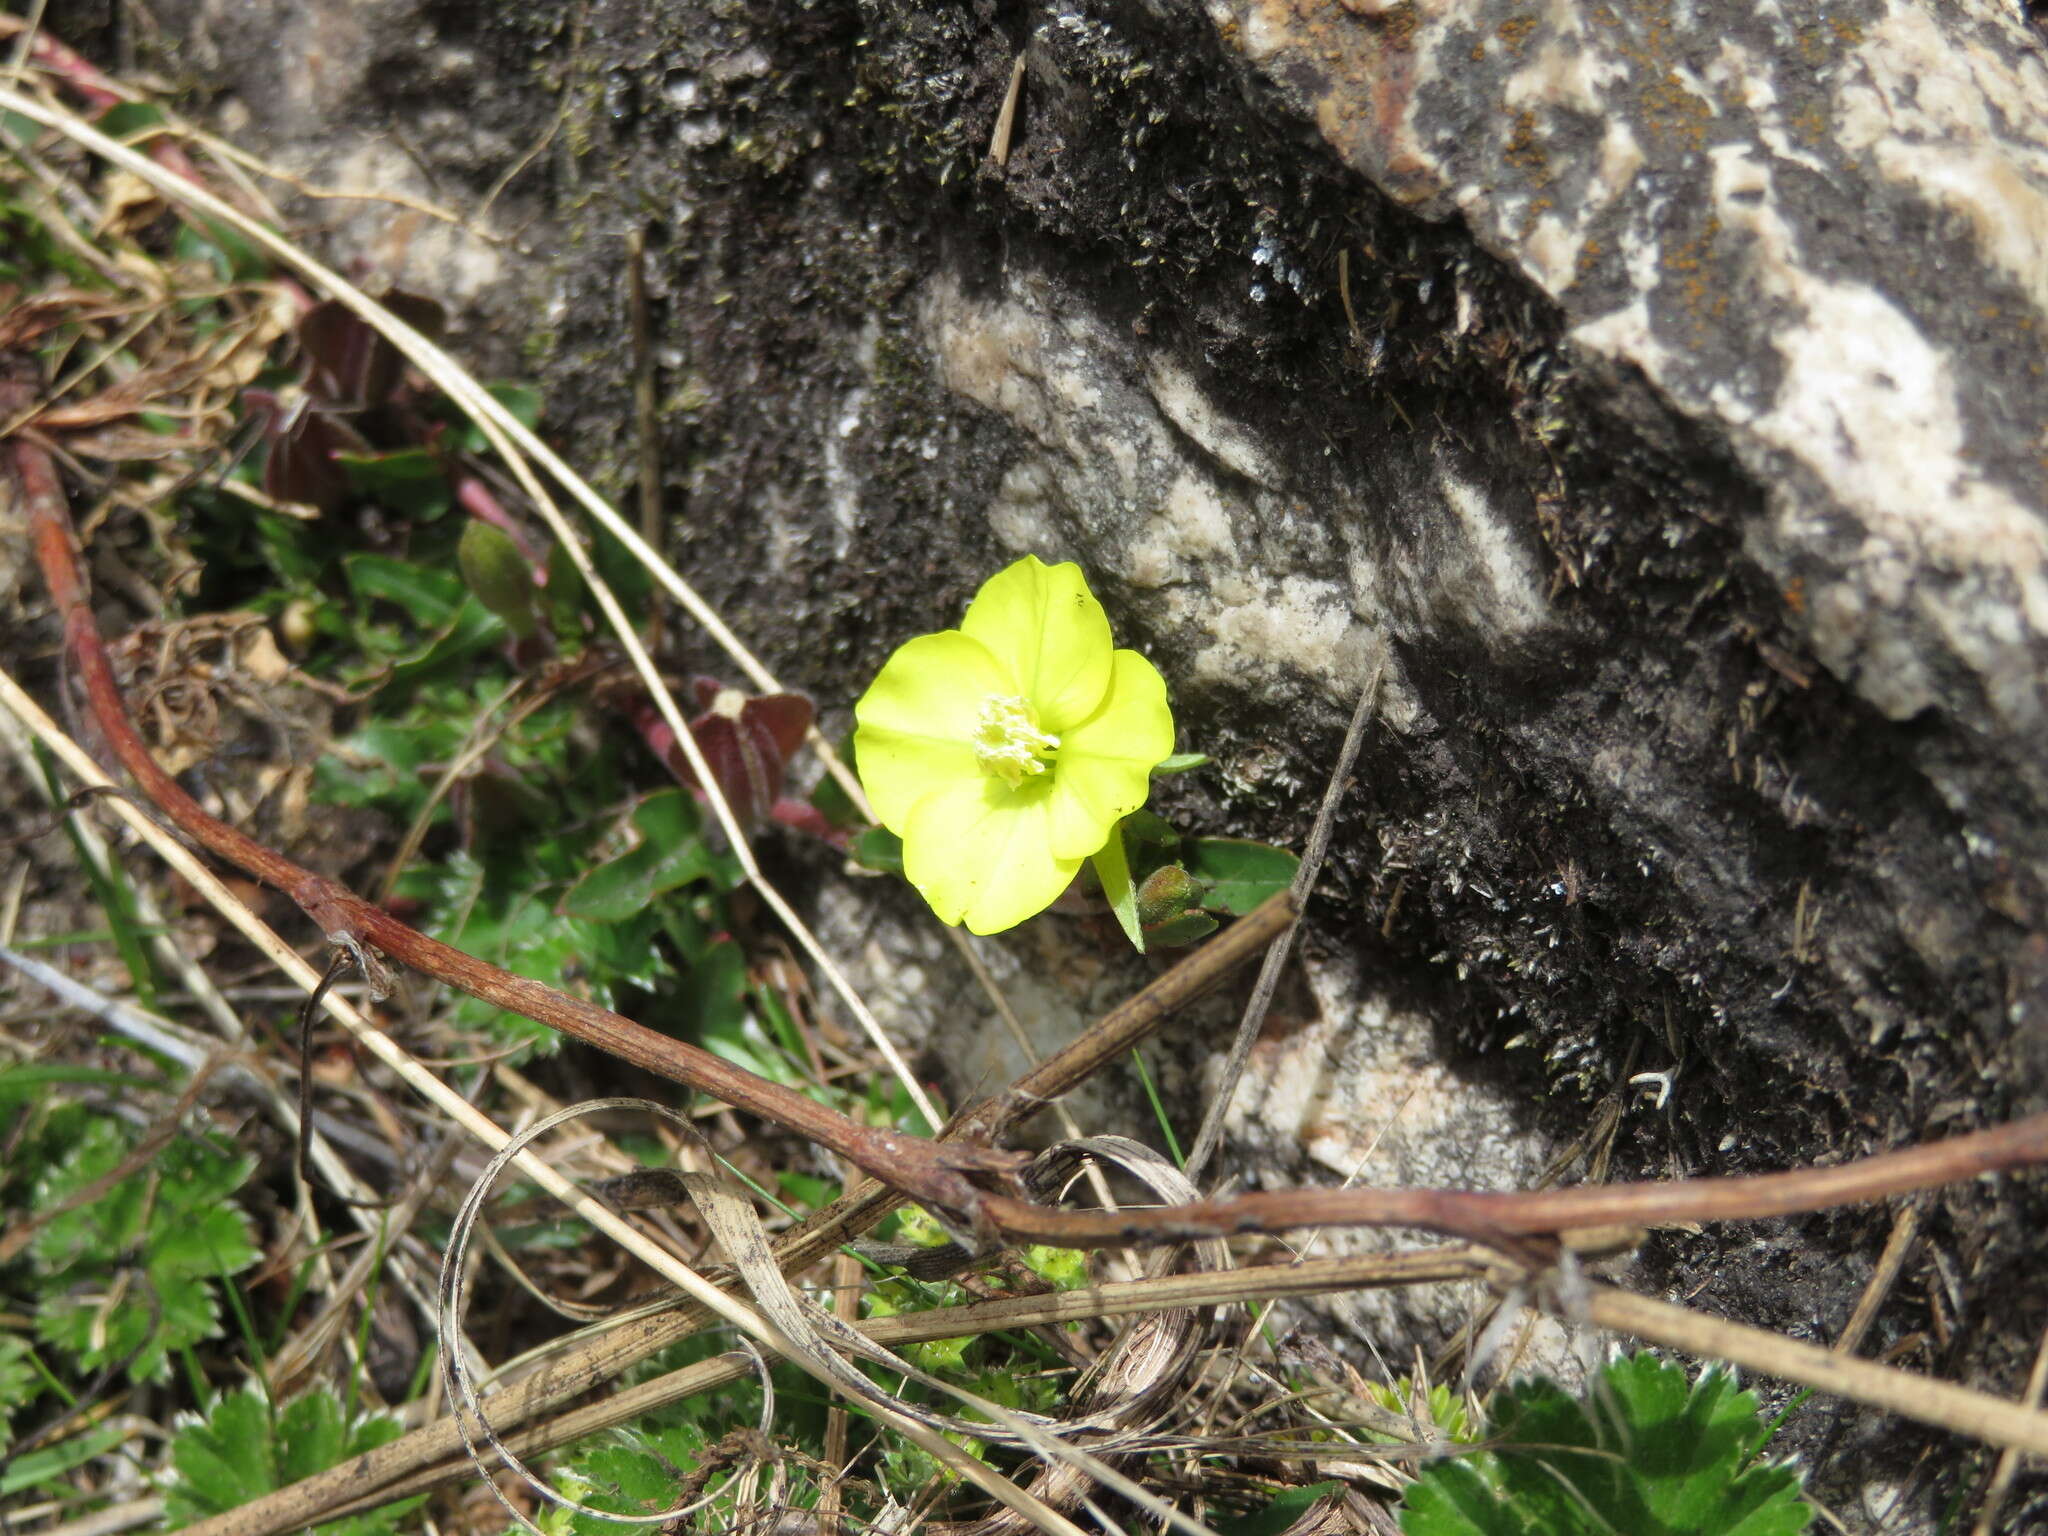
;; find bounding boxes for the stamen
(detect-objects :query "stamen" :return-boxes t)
[973,694,1059,787]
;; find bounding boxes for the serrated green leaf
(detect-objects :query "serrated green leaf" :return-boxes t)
[0,1335,39,1448]
[1398,1355,1814,1536]
[164,1383,421,1534]
[1398,1458,1525,1536]
[567,1419,708,1530]
[167,1384,274,1517]
[30,1116,145,1270]
[28,1122,257,1382]
[151,1202,260,1280]
[1183,837,1299,915]
[277,1388,346,1483]
[156,1137,260,1216]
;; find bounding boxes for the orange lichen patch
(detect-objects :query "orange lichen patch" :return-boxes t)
[1783,576,1806,616]
[1503,109,1550,181]
[1661,213,1729,341]
[1574,236,1605,286]
[1637,69,1713,151]
[1497,14,1538,56]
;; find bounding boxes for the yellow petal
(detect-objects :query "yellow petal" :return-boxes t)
[960,555,1113,733]
[1046,649,1175,860]
[902,776,1081,933]
[853,631,1012,832]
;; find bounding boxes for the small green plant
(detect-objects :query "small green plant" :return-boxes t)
[1397,1352,1814,1536]
[20,1104,260,1385]
[162,1380,421,1533]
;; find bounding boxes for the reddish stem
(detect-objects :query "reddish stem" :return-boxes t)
[17,434,2048,1254]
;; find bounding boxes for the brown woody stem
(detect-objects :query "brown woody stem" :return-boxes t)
[17,435,2048,1255]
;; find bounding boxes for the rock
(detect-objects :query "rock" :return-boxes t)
[143,0,2048,1522]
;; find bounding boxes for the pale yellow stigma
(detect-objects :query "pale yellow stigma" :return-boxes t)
[973,694,1059,787]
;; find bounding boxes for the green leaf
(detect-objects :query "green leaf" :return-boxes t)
[424,843,678,1059]
[277,1389,348,1484]
[171,216,267,284]
[454,382,546,453]
[561,790,712,921]
[344,552,464,629]
[166,1383,273,1517]
[0,1064,159,1102]
[1020,1246,1090,1291]
[0,1335,39,1448]
[28,1120,259,1382]
[543,537,587,649]
[1153,752,1209,774]
[98,103,169,137]
[0,1415,134,1497]
[852,826,904,876]
[1183,837,1299,916]
[1145,909,1219,947]
[1120,808,1182,848]
[334,447,448,516]
[380,594,507,702]
[1091,821,1144,952]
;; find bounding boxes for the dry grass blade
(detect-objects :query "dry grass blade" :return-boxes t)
[1576,1283,2048,1456]
[1184,663,1379,1181]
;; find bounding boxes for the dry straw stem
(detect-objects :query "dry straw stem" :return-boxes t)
[0,668,1090,1536]
[1579,1285,2048,1458]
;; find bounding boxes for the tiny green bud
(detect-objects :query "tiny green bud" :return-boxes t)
[457,518,538,639]
[1135,863,1203,929]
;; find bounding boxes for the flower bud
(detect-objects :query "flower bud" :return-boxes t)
[458,518,539,639]
[1136,863,1203,929]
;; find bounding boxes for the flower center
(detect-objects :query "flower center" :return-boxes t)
[972,694,1060,788]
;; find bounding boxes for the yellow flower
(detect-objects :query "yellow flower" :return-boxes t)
[854,556,1174,934]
